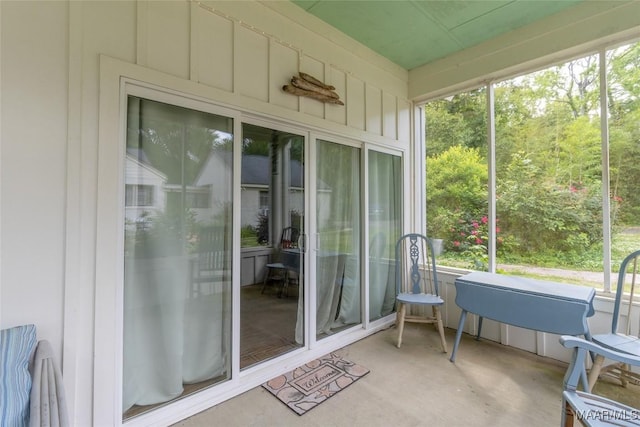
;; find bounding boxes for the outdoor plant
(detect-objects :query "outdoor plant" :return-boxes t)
[256,212,269,245]
[130,205,197,258]
[446,212,494,251]
[254,209,303,247]
[427,207,455,240]
[442,211,501,270]
[497,152,604,257]
[241,225,258,247]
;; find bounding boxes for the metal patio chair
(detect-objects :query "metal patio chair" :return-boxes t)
[262,227,300,297]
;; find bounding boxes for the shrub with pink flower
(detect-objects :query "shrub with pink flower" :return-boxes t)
[445,211,500,254]
[438,211,501,270]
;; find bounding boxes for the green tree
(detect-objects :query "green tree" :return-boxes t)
[497,152,602,256]
[426,42,640,269]
[426,145,487,238]
[425,89,487,157]
[608,42,640,223]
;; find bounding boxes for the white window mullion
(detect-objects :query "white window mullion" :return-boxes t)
[600,49,612,292]
[231,114,243,380]
[487,83,497,273]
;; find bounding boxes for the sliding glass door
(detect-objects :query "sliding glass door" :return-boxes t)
[240,123,305,369]
[316,139,362,339]
[368,150,402,322]
[120,94,401,419]
[123,96,233,418]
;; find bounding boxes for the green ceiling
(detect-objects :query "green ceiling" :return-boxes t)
[291,0,583,70]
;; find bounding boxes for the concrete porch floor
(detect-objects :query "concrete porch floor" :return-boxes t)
[174,325,640,427]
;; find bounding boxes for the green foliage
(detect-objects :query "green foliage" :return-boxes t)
[246,210,303,248]
[427,145,488,216]
[127,97,232,186]
[610,107,640,223]
[426,145,490,268]
[441,212,500,271]
[425,89,487,157]
[256,212,269,245]
[426,41,640,271]
[129,206,198,258]
[241,225,258,247]
[426,145,487,240]
[556,116,602,185]
[496,152,603,254]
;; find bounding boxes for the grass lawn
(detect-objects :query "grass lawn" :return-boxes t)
[438,230,640,281]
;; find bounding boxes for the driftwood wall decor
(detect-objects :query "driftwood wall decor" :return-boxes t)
[283,72,344,105]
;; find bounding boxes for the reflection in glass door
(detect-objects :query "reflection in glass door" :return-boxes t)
[123,96,233,419]
[368,150,402,321]
[316,140,361,339]
[240,123,305,369]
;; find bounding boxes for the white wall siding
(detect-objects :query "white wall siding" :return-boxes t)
[235,25,270,102]
[365,84,382,135]
[0,0,69,363]
[142,1,191,79]
[383,91,398,140]
[269,40,300,110]
[299,55,326,118]
[397,99,412,143]
[61,3,138,423]
[192,6,234,91]
[326,67,347,125]
[136,1,415,138]
[347,75,366,131]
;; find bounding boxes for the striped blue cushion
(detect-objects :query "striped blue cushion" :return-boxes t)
[0,324,37,427]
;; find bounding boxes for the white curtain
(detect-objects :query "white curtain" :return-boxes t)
[123,254,228,411]
[123,255,188,410]
[315,141,361,336]
[333,255,361,327]
[315,253,347,334]
[368,151,402,321]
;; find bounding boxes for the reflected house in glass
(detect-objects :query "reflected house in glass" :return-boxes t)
[124,147,225,232]
[124,148,167,230]
[125,148,330,235]
[232,154,305,229]
[193,151,331,233]
[189,150,233,225]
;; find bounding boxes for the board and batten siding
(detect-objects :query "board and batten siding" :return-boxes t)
[133,1,411,142]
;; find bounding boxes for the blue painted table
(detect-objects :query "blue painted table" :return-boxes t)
[449,271,595,363]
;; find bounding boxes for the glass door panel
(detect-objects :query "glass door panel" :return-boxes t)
[240,123,305,369]
[316,140,361,339]
[368,150,402,321]
[123,96,233,419]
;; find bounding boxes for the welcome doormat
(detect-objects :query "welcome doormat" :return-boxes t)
[262,352,370,415]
